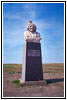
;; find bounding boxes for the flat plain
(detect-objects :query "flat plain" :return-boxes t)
[3,63,64,97]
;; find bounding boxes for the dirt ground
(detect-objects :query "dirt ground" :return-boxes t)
[3,64,64,97]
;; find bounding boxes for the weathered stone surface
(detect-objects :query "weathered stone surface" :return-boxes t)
[19,79,46,86]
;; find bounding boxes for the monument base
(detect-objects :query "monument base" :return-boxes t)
[22,42,43,82]
[19,78,46,86]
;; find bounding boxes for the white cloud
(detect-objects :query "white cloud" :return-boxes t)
[22,3,37,10]
[4,12,26,21]
[3,3,64,63]
[28,11,36,18]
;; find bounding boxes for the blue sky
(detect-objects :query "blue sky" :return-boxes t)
[3,3,64,64]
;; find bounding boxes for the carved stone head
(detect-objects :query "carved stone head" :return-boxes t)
[27,21,37,32]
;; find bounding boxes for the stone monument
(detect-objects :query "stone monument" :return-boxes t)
[21,21,43,82]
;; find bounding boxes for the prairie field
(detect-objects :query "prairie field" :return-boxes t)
[3,63,64,97]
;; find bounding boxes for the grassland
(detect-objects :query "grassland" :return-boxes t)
[3,63,64,74]
[3,63,64,97]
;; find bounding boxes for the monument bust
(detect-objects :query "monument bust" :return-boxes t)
[24,21,42,43]
[20,21,43,82]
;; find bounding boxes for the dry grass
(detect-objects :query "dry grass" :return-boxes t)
[3,63,64,97]
[3,63,64,73]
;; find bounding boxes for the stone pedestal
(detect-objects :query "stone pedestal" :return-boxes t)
[21,42,43,82]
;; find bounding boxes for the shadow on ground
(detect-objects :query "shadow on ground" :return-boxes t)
[46,78,64,84]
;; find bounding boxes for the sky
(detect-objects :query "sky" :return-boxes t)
[3,3,64,64]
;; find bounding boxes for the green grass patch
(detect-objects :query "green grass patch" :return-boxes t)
[8,71,21,74]
[13,80,24,87]
[3,65,14,68]
[9,72,15,74]
[3,64,22,68]
[16,71,22,74]
[13,80,20,84]
[43,71,64,73]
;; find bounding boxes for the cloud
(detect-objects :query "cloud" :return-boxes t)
[22,3,37,10]
[22,3,38,19]
[3,3,64,63]
[28,11,36,18]
[4,12,26,21]
[34,20,51,31]
[4,3,38,20]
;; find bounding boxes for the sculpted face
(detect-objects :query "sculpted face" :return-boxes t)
[25,21,41,42]
[27,23,36,32]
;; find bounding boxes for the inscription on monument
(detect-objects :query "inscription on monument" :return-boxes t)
[28,50,40,56]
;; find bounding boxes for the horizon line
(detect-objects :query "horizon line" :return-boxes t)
[3,63,64,64]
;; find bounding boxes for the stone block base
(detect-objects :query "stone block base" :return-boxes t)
[19,78,46,86]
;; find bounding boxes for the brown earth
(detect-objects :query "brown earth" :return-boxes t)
[3,63,64,98]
